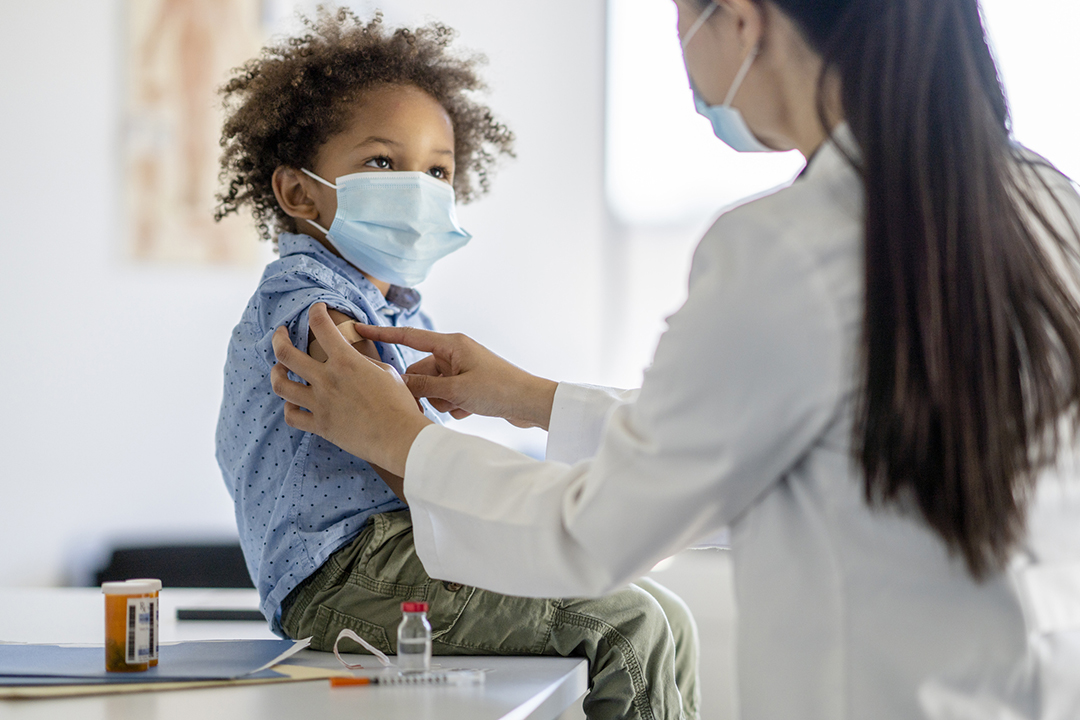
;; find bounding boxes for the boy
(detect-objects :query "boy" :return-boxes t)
[214,10,699,719]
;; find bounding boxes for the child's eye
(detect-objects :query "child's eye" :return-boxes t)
[428,166,450,180]
[365,156,393,170]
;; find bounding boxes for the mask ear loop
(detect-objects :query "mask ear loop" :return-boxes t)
[304,218,331,235]
[300,167,338,189]
[299,168,336,236]
[723,44,760,107]
[681,1,719,51]
[333,628,394,670]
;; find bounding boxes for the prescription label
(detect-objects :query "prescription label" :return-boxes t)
[125,597,153,665]
[148,598,158,662]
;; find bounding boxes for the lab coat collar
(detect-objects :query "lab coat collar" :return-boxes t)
[801,122,860,182]
[797,122,864,221]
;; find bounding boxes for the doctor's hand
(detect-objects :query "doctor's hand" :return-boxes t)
[347,323,558,431]
[270,303,433,477]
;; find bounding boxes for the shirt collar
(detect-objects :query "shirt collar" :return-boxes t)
[276,232,422,316]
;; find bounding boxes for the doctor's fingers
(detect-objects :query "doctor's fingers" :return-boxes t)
[405,355,441,378]
[421,395,470,417]
[282,402,318,434]
[427,397,456,413]
[272,326,321,380]
[270,362,315,408]
[402,375,474,420]
[402,372,465,405]
[353,324,471,361]
[307,303,354,358]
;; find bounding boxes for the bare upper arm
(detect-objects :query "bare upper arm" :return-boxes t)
[307,307,380,363]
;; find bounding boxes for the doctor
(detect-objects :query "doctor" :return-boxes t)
[270,0,1080,717]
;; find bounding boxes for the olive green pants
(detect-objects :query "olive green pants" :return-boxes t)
[282,510,700,720]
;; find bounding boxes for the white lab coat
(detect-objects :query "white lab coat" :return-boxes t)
[403,130,1080,720]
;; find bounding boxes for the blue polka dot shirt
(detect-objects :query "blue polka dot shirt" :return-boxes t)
[215,232,443,635]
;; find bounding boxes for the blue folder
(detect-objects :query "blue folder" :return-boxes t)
[0,639,300,685]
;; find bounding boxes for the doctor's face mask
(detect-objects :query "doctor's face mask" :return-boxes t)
[302,168,472,288]
[680,1,772,153]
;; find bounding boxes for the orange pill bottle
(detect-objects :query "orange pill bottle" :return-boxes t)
[102,580,157,672]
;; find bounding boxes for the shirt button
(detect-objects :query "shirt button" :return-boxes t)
[442,581,464,592]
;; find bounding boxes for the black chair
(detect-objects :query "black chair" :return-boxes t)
[93,543,255,589]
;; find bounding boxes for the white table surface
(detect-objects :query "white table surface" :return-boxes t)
[0,588,588,720]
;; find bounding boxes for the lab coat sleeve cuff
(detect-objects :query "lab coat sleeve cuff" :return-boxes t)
[405,424,453,579]
[546,383,638,464]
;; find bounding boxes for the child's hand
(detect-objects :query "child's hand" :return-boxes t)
[270,303,432,476]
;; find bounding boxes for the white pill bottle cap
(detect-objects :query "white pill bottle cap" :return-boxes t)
[101,580,159,595]
[126,579,162,592]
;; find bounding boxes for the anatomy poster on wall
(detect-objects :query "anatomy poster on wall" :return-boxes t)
[123,0,265,265]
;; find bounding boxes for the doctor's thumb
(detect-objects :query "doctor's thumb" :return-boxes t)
[401,372,457,404]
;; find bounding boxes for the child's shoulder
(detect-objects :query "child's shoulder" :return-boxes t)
[258,233,360,297]
[245,233,378,329]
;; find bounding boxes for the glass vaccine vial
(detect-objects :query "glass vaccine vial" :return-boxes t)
[102,580,158,672]
[397,601,432,673]
[127,578,161,666]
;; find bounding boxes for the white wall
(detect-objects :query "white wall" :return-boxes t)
[0,0,610,586]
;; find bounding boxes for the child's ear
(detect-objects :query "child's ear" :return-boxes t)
[272,166,320,221]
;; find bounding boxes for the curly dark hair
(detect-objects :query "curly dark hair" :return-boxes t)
[215,7,515,242]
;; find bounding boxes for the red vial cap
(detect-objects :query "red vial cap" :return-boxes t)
[401,601,429,613]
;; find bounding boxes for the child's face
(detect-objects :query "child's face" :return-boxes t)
[309,83,456,230]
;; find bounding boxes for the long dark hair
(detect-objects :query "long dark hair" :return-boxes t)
[736,0,1080,577]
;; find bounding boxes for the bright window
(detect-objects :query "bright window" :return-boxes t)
[980,0,1080,181]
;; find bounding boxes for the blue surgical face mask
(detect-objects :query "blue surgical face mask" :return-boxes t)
[681,2,772,153]
[301,169,472,288]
